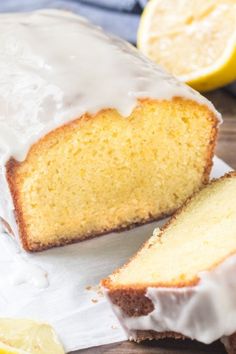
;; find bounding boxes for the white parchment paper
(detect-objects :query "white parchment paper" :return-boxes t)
[0,156,232,353]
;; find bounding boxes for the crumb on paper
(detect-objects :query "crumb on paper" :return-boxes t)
[85,285,104,297]
[111,325,118,330]
[91,298,98,303]
[148,227,162,248]
[97,288,104,297]
[153,227,161,238]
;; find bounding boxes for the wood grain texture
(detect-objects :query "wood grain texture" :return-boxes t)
[72,89,236,354]
[207,90,236,169]
[75,340,226,353]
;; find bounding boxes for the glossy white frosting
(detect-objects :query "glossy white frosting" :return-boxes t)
[0,9,221,165]
[0,9,221,244]
[11,257,48,288]
[110,254,236,345]
[2,232,48,288]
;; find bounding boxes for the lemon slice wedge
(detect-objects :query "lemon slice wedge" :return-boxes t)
[138,0,236,91]
[0,319,64,354]
[0,341,29,354]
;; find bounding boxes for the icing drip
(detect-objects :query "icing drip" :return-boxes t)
[2,232,48,289]
[0,9,221,165]
[110,254,236,345]
[11,256,49,289]
[0,9,221,245]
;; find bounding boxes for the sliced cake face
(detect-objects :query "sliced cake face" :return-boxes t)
[104,172,236,289]
[102,172,236,346]
[0,10,220,251]
[6,99,217,251]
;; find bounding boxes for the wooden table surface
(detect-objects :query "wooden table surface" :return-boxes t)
[73,89,236,354]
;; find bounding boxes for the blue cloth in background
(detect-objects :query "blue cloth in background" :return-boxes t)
[0,0,147,43]
[78,0,138,11]
[0,0,234,95]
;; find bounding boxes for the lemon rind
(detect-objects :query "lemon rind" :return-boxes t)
[137,0,236,92]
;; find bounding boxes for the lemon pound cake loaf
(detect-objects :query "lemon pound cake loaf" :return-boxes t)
[0,10,220,252]
[102,172,236,353]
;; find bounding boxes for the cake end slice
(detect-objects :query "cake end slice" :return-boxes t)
[102,172,236,353]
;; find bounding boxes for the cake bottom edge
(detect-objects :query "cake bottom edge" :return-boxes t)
[131,330,236,354]
[4,208,175,252]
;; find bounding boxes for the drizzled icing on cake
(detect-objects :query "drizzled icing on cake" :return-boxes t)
[0,9,221,164]
[0,9,222,247]
[109,254,236,345]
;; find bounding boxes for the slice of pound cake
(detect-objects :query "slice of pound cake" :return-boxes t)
[102,172,236,353]
[0,10,220,252]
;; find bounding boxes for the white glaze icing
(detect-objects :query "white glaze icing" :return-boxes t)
[3,232,48,289]
[109,254,236,345]
[0,9,221,244]
[11,256,49,289]
[0,9,221,165]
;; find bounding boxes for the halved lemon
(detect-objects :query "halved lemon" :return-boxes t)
[0,341,29,354]
[138,0,236,91]
[0,319,64,354]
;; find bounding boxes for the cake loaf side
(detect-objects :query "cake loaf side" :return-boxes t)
[0,10,220,251]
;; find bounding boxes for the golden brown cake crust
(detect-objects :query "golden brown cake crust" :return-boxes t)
[133,330,236,354]
[5,98,218,252]
[131,330,236,354]
[132,330,186,342]
[2,200,174,252]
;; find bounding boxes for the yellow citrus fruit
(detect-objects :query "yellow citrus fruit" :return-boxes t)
[0,341,29,354]
[138,0,236,91]
[0,319,64,354]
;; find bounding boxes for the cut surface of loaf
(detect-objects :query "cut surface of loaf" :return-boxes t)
[7,99,217,251]
[0,10,219,251]
[102,172,236,350]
